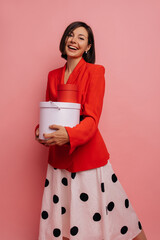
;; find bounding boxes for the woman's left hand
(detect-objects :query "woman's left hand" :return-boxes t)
[43,125,69,146]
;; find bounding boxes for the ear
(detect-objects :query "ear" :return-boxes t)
[86,44,91,52]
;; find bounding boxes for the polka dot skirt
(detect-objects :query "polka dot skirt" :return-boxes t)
[38,160,142,240]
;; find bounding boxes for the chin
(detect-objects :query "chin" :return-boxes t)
[67,54,82,59]
[65,50,83,59]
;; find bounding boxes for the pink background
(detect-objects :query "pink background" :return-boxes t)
[1,0,160,239]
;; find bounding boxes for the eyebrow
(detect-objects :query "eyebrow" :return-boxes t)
[70,32,87,38]
[78,34,87,38]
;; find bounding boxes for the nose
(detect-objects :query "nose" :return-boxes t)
[70,35,76,43]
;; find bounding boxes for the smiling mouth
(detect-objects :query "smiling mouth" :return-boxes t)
[68,45,78,50]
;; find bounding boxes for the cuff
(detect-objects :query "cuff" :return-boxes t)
[65,126,76,154]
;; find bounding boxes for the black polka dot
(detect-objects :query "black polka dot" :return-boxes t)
[53,228,61,237]
[121,226,128,234]
[93,213,101,221]
[53,195,59,203]
[107,201,115,211]
[70,226,79,236]
[125,199,129,208]
[112,173,118,183]
[138,221,142,230]
[61,207,66,215]
[80,193,89,202]
[62,177,68,186]
[41,211,48,219]
[54,168,57,170]
[45,178,49,187]
[71,173,76,179]
[101,183,105,192]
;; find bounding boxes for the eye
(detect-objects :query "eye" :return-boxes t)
[68,32,73,37]
[79,37,84,40]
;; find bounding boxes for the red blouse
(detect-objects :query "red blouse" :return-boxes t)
[37,57,110,172]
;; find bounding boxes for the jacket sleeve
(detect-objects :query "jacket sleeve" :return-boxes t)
[45,72,51,101]
[65,65,106,154]
[34,72,51,134]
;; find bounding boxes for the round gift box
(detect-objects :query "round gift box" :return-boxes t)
[39,101,81,140]
[57,84,79,103]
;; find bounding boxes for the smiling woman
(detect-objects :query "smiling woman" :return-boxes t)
[35,21,147,240]
[59,21,95,64]
[65,27,91,62]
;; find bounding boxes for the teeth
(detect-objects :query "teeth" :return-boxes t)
[68,45,77,50]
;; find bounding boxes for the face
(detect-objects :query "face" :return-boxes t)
[64,26,91,60]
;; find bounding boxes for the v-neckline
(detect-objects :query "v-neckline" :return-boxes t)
[61,58,86,85]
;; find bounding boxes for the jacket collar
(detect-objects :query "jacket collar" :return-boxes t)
[61,57,87,84]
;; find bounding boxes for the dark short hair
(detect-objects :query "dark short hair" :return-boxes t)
[59,21,95,64]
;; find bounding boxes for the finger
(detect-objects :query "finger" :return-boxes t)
[36,128,39,136]
[49,124,62,130]
[43,133,55,139]
[38,138,48,144]
[44,142,56,146]
[44,137,56,144]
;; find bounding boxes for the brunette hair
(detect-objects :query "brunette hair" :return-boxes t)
[59,21,95,63]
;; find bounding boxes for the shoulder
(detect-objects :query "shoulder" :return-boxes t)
[48,66,63,79]
[84,62,106,88]
[85,62,105,74]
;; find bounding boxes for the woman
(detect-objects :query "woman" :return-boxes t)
[35,21,147,240]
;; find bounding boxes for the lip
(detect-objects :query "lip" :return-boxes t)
[68,45,79,50]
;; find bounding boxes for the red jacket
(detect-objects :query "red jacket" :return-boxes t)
[37,57,110,172]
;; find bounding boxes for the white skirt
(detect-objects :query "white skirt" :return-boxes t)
[38,159,142,240]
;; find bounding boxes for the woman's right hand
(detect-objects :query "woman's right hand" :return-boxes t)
[35,128,49,146]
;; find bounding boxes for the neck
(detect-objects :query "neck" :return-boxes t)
[66,57,82,73]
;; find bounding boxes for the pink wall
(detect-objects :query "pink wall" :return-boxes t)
[1,0,160,239]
